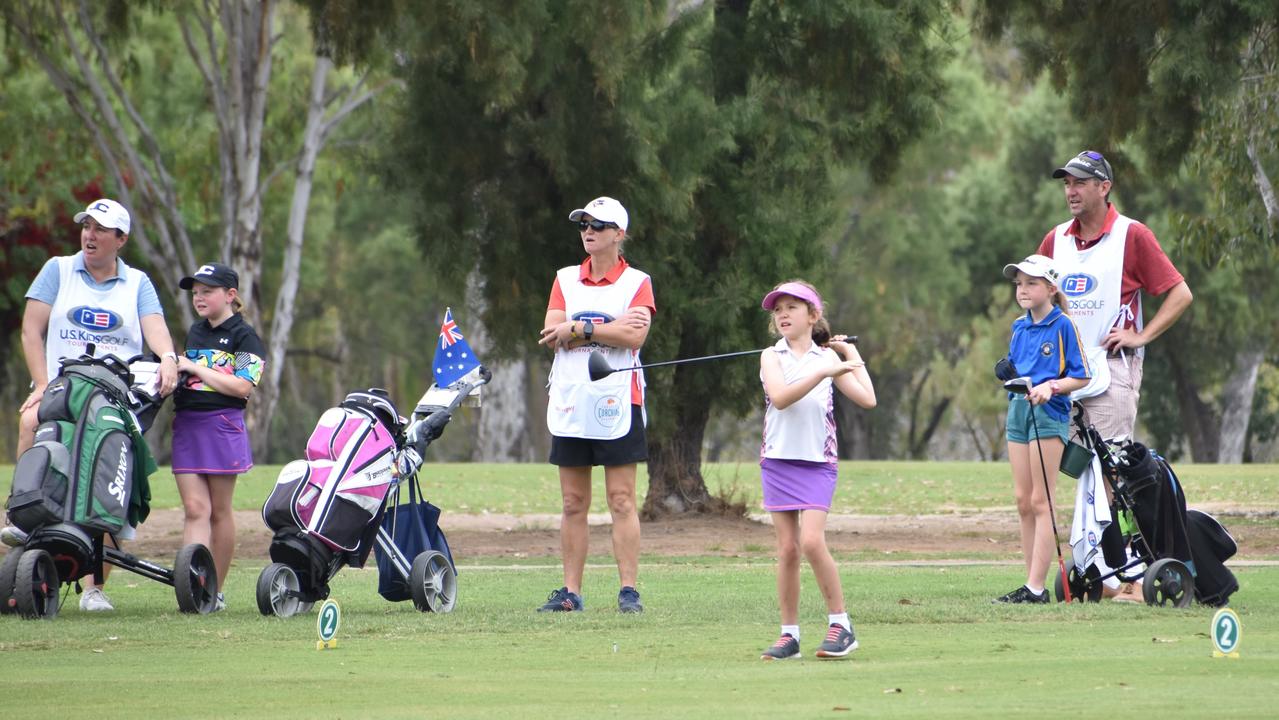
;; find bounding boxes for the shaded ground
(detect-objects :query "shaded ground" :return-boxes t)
[125,504,1279,562]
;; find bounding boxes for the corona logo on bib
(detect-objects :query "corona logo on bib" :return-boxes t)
[68,306,123,332]
[1060,273,1097,297]
[595,395,623,427]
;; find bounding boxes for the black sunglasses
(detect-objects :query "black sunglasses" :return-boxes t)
[576,219,618,232]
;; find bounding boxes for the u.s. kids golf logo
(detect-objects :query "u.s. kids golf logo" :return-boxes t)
[61,306,130,345]
[1060,273,1097,297]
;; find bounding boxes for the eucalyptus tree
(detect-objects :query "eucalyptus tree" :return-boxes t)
[383,0,950,513]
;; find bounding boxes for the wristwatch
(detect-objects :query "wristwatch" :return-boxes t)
[162,351,179,363]
[582,320,594,342]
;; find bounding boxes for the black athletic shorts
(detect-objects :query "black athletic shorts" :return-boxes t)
[549,404,647,467]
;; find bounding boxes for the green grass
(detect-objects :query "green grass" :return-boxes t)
[1,561,1276,718]
[5,461,1277,515]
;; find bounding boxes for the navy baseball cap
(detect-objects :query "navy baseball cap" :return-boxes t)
[1052,150,1113,182]
[179,262,239,290]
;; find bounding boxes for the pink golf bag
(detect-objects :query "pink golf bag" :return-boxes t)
[262,391,401,553]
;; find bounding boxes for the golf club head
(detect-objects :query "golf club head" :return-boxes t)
[587,351,615,382]
[1003,376,1033,395]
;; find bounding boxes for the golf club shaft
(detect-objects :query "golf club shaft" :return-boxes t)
[608,336,859,375]
[1028,402,1072,603]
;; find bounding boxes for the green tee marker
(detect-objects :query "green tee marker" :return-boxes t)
[1210,607,1241,658]
[317,599,341,650]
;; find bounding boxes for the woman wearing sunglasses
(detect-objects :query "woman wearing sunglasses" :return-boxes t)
[537,196,655,614]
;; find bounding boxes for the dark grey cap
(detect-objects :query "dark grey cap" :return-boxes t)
[1052,151,1113,182]
[179,262,239,290]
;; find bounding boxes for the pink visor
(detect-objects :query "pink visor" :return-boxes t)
[761,282,823,312]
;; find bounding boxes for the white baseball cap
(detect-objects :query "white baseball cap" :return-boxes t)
[568,196,629,231]
[1002,254,1061,285]
[74,199,131,235]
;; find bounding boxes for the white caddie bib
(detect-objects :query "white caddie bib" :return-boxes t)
[1053,215,1132,400]
[45,255,144,381]
[546,265,649,440]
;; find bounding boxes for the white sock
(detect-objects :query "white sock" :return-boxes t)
[781,624,800,640]
[1025,583,1045,595]
[829,613,851,631]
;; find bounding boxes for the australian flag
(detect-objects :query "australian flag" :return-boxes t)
[432,307,481,387]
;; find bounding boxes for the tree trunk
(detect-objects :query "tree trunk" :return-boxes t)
[642,364,715,518]
[465,270,533,462]
[1168,350,1220,461]
[1217,348,1264,463]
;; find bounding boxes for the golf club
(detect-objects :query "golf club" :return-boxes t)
[1004,376,1073,603]
[588,336,857,382]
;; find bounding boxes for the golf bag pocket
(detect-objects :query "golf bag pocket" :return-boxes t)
[263,459,334,532]
[37,376,77,423]
[6,422,73,532]
[1186,509,1239,606]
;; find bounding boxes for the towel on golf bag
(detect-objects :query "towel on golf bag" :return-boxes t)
[6,359,155,534]
[375,476,454,602]
[262,402,397,552]
[1069,450,1112,572]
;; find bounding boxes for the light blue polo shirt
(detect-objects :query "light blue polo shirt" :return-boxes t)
[1006,305,1089,421]
[26,253,164,317]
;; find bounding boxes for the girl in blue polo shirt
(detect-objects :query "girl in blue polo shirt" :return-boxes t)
[995,255,1090,604]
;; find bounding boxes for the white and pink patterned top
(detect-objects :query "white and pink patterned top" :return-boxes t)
[760,338,837,464]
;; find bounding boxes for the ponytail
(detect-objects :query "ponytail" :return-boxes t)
[1052,288,1069,314]
[812,317,832,346]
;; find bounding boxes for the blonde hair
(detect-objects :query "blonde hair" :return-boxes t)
[766,278,832,345]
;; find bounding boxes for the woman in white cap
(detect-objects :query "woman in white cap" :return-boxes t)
[4,198,179,612]
[537,196,654,614]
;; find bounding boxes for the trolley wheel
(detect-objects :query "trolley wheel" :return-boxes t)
[0,549,24,616]
[1055,563,1104,603]
[1143,558,1194,608]
[409,550,456,613]
[15,549,60,620]
[174,543,219,614]
[256,563,303,618]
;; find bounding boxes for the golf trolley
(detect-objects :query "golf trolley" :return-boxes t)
[1,352,219,619]
[256,367,488,618]
[1053,403,1238,608]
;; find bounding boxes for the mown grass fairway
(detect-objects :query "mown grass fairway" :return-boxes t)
[1,562,1276,718]
[2,461,1276,717]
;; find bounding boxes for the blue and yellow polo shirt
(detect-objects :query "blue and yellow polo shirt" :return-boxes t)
[1006,306,1090,422]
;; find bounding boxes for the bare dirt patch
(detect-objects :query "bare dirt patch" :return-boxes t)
[123,507,1279,562]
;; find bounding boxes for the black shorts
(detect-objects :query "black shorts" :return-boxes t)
[549,404,647,467]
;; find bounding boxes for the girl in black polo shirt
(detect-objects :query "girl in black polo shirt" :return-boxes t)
[172,263,265,611]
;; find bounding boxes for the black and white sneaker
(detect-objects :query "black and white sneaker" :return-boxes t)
[760,634,801,661]
[993,585,1050,604]
[617,586,643,614]
[815,623,858,659]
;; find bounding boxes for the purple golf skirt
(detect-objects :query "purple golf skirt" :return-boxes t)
[760,457,838,512]
[171,407,253,475]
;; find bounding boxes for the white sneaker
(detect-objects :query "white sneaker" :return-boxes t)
[0,526,28,547]
[80,587,115,612]
[213,592,226,612]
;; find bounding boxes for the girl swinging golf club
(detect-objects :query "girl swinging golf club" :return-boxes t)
[995,255,1090,604]
[757,280,875,660]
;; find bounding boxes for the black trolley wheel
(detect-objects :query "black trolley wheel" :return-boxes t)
[256,562,304,618]
[0,549,24,616]
[1143,558,1195,608]
[15,549,60,620]
[1054,562,1104,603]
[409,550,456,613]
[174,543,219,614]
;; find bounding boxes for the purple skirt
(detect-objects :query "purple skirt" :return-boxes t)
[171,408,253,475]
[760,457,838,512]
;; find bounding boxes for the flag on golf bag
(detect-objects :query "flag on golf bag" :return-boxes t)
[6,358,155,535]
[432,307,481,387]
[262,392,400,553]
[375,474,454,602]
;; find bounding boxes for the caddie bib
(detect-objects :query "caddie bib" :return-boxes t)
[546,265,648,440]
[45,255,144,381]
[1053,215,1133,400]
